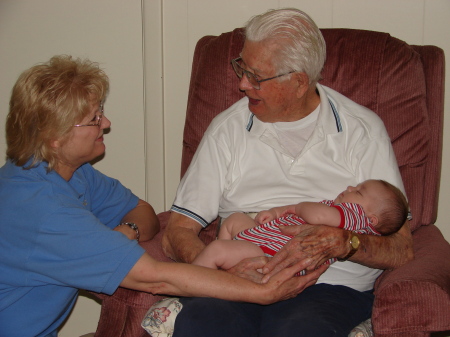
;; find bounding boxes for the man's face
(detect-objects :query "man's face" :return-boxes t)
[239,40,302,123]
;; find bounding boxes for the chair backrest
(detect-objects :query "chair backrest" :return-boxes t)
[181,28,445,231]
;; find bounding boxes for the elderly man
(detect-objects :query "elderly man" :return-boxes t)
[163,8,413,337]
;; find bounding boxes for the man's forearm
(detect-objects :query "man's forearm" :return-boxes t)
[349,222,414,269]
[162,212,206,263]
[265,223,414,278]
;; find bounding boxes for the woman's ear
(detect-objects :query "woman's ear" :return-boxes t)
[50,139,60,149]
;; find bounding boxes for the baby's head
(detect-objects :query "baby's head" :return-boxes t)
[334,180,409,235]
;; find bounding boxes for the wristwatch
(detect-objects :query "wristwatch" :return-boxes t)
[118,222,140,242]
[338,233,360,261]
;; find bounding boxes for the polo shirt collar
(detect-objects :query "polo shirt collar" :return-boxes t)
[246,84,342,137]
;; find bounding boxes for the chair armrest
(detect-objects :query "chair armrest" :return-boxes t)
[372,224,450,336]
[92,211,173,336]
[92,211,219,337]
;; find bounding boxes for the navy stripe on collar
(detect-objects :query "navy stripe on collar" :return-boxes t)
[245,98,342,133]
[328,98,342,132]
[246,113,254,131]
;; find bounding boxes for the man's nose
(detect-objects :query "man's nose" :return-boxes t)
[239,74,254,91]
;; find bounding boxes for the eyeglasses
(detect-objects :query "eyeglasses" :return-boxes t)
[73,104,104,127]
[231,57,296,90]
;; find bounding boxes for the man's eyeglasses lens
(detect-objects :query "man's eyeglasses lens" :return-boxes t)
[231,57,296,90]
[231,58,260,89]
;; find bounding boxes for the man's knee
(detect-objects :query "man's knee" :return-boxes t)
[174,298,261,337]
[260,284,374,337]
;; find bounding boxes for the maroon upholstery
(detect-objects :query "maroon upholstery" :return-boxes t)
[93,29,449,337]
[94,213,218,337]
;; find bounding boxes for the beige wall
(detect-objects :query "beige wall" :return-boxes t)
[1,1,449,336]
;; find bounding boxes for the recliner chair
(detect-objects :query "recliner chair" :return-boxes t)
[93,28,449,337]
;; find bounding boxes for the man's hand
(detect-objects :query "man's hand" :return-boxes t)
[261,224,347,283]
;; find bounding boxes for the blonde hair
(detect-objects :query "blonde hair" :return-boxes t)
[6,55,109,171]
[244,8,326,84]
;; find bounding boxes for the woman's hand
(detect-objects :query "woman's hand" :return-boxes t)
[226,256,268,283]
[261,224,347,283]
[257,262,328,304]
[226,254,327,304]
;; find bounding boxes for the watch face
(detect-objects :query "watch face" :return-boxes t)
[351,235,360,249]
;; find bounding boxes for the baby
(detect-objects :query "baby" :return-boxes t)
[142,179,409,336]
[193,179,409,273]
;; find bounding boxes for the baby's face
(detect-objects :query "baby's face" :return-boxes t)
[334,180,387,213]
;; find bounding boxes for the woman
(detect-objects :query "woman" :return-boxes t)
[0,55,324,337]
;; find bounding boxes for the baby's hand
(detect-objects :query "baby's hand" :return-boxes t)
[279,209,292,218]
[255,210,275,224]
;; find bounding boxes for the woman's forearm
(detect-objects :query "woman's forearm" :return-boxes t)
[125,257,264,301]
[120,199,160,241]
[122,253,326,305]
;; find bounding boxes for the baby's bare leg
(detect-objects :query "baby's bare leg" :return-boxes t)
[193,239,265,270]
[218,213,257,240]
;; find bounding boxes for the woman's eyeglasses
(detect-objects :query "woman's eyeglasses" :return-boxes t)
[73,104,104,127]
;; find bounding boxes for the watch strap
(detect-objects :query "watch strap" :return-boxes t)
[338,234,359,261]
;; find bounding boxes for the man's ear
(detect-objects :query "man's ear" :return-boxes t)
[294,72,310,98]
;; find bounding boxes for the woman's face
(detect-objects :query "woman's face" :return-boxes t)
[53,101,111,178]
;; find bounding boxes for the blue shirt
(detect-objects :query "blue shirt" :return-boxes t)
[0,160,145,337]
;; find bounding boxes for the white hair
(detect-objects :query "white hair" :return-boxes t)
[244,8,326,84]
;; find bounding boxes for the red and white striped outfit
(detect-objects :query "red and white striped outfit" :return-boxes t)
[234,201,380,275]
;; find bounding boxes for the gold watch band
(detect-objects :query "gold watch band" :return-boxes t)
[338,233,360,261]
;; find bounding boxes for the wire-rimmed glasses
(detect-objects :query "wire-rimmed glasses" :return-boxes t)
[73,104,104,127]
[231,57,295,90]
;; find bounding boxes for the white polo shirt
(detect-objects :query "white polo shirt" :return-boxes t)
[172,84,405,291]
